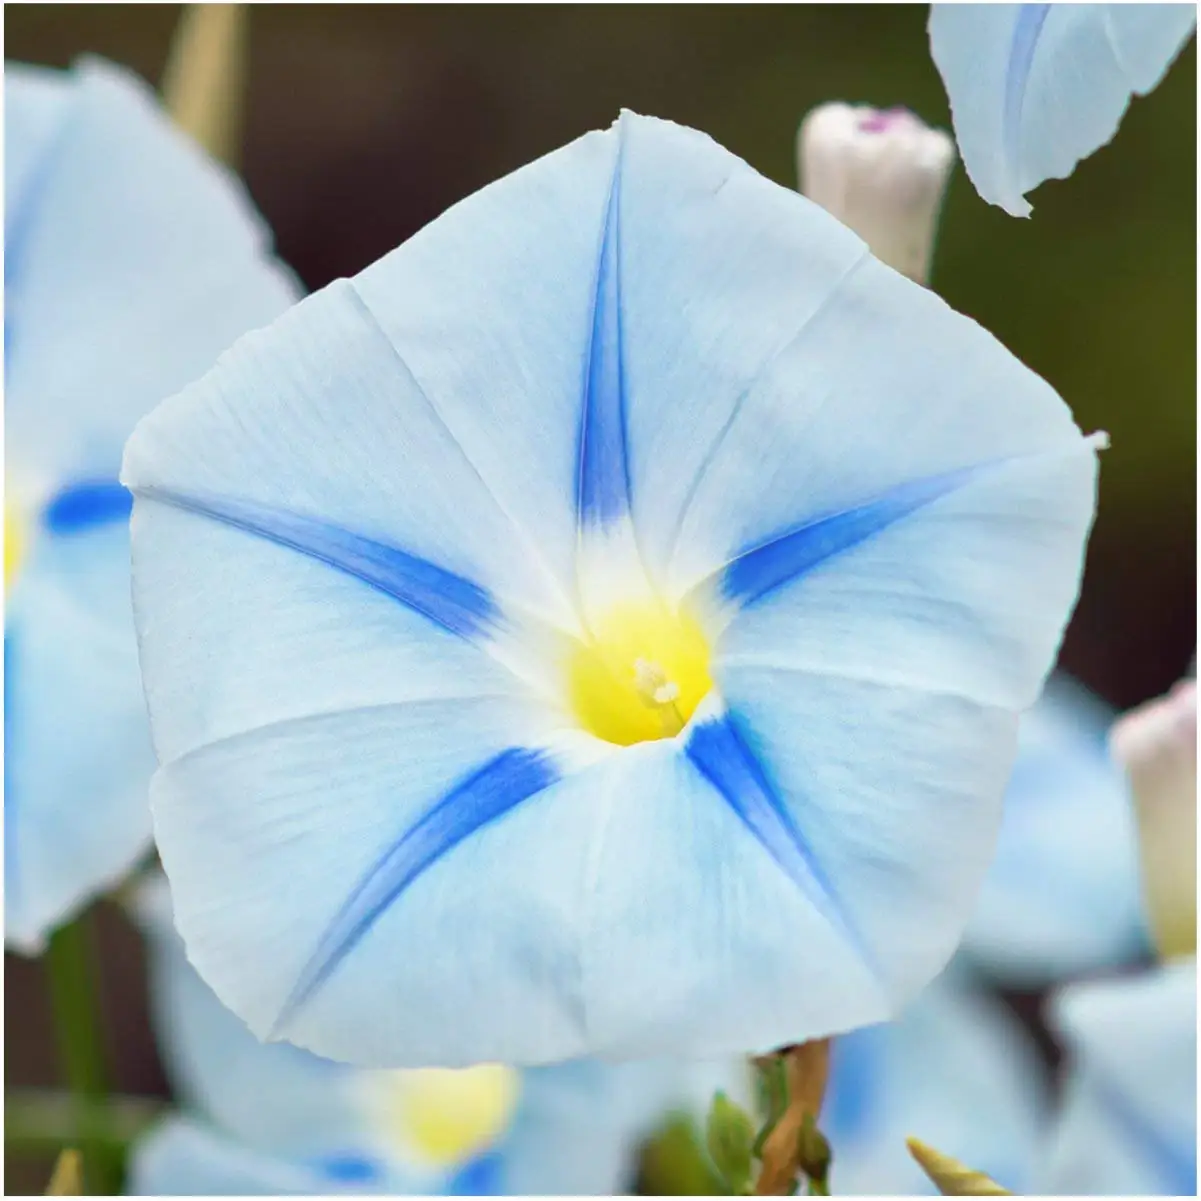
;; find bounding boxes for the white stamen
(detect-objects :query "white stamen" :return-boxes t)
[633,658,677,708]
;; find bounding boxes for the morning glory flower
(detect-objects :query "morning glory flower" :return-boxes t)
[960,672,1148,985]
[929,4,1197,216]
[124,110,1102,1067]
[4,57,298,950]
[1040,958,1197,1196]
[129,876,671,1196]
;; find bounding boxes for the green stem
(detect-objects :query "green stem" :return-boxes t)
[46,915,117,1193]
[6,1090,163,1156]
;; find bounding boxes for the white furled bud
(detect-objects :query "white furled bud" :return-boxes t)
[797,103,956,285]
[1110,679,1197,961]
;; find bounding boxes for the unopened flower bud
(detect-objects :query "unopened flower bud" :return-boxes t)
[797,103,956,285]
[1110,679,1197,960]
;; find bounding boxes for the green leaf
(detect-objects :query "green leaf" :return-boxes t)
[705,1091,756,1194]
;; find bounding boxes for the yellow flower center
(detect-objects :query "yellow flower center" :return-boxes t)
[385,1064,520,1169]
[5,501,26,590]
[567,599,713,745]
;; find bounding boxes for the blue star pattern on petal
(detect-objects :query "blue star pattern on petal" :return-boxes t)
[125,111,1102,1066]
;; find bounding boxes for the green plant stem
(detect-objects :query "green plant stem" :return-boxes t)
[6,1090,163,1156]
[45,916,117,1193]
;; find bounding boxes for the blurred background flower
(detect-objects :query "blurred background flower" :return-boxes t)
[820,969,1048,1195]
[960,672,1149,986]
[1040,958,1196,1196]
[128,875,667,1196]
[4,54,297,952]
[1037,673,1197,1196]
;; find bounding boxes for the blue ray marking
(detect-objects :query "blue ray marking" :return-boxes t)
[312,1152,383,1186]
[43,479,133,534]
[1004,5,1051,176]
[575,153,630,528]
[719,461,986,609]
[135,487,499,641]
[448,1151,505,1196]
[272,747,560,1037]
[685,713,869,960]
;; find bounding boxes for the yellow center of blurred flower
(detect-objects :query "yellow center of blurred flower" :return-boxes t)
[567,600,713,745]
[5,502,26,590]
[386,1064,520,1169]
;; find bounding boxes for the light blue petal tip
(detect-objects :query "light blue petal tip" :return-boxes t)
[930,2,1196,216]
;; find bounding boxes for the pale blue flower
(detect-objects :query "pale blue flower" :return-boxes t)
[3,57,299,950]
[128,876,667,1196]
[961,672,1149,985]
[1040,958,1197,1195]
[123,111,1101,1066]
[929,4,1196,216]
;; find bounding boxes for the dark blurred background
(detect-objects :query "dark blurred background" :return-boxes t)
[5,3,1196,1191]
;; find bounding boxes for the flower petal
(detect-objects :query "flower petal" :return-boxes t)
[136,875,657,1195]
[608,114,870,581]
[123,279,582,632]
[4,523,155,950]
[576,720,885,1058]
[4,62,72,246]
[127,501,534,769]
[699,439,1099,1008]
[929,3,1197,216]
[135,874,364,1158]
[129,1118,371,1196]
[711,663,1016,1011]
[6,56,298,479]
[1042,960,1197,1196]
[962,674,1148,985]
[150,689,590,1064]
[349,125,621,609]
[825,971,1046,1195]
[664,256,1096,601]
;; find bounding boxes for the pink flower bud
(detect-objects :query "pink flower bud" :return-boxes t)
[797,104,955,285]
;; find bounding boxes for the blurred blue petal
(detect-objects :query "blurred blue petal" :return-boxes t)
[5,523,154,946]
[126,112,1099,1062]
[129,1118,378,1196]
[133,874,660,1195]
[962,673,1149,985]
[1040,959,1197,1195]
[929,4,1196,216]
[825,971,1047,1195]
[3,56,299,950]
